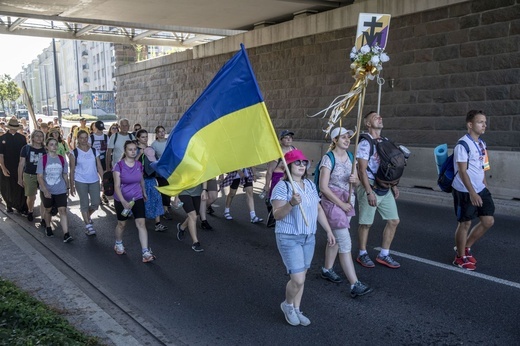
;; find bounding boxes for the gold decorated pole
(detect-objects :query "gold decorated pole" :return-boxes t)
[348,77,368,203]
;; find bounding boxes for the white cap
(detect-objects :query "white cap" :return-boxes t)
[330,127,354,140]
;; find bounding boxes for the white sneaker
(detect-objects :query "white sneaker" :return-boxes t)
[114,243,126,255]
[142,249,156,263]
[280,302,299,326]
[296,310,311,326]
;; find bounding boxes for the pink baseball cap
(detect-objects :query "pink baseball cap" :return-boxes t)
[284,149,308,165]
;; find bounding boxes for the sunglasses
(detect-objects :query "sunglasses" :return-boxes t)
[293,160,309,167]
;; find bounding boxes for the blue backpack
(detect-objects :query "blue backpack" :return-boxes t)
[313,151,354,195]
[437,141,470,193]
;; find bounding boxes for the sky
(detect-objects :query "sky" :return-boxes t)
[0,34,52,78]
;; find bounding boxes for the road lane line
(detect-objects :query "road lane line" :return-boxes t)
[375,248,520,290]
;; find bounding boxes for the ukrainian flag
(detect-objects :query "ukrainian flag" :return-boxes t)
[154,44,282,196]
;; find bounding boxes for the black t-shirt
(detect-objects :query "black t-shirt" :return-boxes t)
[20,145,46,175]
[0,132,27,173]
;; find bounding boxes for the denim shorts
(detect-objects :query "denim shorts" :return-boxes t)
[276,233,315,274]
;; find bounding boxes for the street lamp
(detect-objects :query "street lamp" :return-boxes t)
[74,40,82,117]
[42,65,50,116]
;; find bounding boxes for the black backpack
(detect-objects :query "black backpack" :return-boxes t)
[359,134,407,188]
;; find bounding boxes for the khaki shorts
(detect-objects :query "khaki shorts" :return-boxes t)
[357,184,399,225]
[23,173,38,197]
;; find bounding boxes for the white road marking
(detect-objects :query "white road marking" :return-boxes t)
[376,248,520,290]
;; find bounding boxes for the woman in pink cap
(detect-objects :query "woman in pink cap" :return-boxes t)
[270,149,336,327]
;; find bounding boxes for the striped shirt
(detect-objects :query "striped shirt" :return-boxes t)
[271,179,320,235]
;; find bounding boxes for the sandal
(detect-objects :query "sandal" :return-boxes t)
[85,223,96,236]
[224,212,233,220]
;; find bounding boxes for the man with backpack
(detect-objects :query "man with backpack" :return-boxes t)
[106,118,135,172]
[451,110,494,271]
[355,111,401,269]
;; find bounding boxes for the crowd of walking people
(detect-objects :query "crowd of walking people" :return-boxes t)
[0,109,495,326]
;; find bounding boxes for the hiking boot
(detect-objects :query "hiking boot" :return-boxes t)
[296,310,311,326]
[142,250,156,263]
[46,227,54,237]
[162,211,172,220]
[350,281,373,298]
[251,216,263,224]
[155,223,168,232]
[200,220,213,230]
[376,254,401,268]
[114,243,126,255]
[320,267,343,283]
[63,233,73,243]
[453,246,477,264]
[101,194,109,205]
[356,253,375,268]
[176,223,185,241]
[453,256,476,270]
[207,206,215,215]
[191,242,204,252]
[27,212,34,222]
[280,302,299,326]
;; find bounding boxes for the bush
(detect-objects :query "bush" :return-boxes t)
[0,278,101,345]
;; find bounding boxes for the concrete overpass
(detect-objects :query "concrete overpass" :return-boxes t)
[0,0,353,47]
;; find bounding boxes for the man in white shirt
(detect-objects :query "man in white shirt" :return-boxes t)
[451,110,495,271]
[106,118,135,171]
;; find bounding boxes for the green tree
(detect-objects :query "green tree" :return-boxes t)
[0,74,21,115]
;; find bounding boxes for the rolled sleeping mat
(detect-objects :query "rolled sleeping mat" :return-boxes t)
[434,143,448,174]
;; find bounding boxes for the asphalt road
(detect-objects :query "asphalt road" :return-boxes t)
[8,187,520,345]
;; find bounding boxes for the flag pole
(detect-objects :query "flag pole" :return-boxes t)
[281,157,309,227]
[261,103,309,226]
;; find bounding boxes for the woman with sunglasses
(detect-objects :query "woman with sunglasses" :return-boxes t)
[271,149,335,326]
[108,124,119,138]
[112,140,156,263]
[318,127,372,298]
[36,137,72,242]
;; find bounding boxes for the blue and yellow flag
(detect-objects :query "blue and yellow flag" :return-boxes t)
[154,44,282,196]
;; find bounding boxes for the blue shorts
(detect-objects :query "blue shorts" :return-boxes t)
[276,233,315,274]
[452,187,495,222]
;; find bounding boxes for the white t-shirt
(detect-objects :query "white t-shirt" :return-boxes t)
[356,134,380,181]
[108,132,134,166]
[452,135,487,194]
[74,148,100,184]
[151,139,167,158]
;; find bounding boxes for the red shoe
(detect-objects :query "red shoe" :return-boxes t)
[453,246,477,264]
[453,256,476,271]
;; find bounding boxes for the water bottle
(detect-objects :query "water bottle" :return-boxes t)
[121,198,135,217]
[259,190,267,200]
[173,199,184,209]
